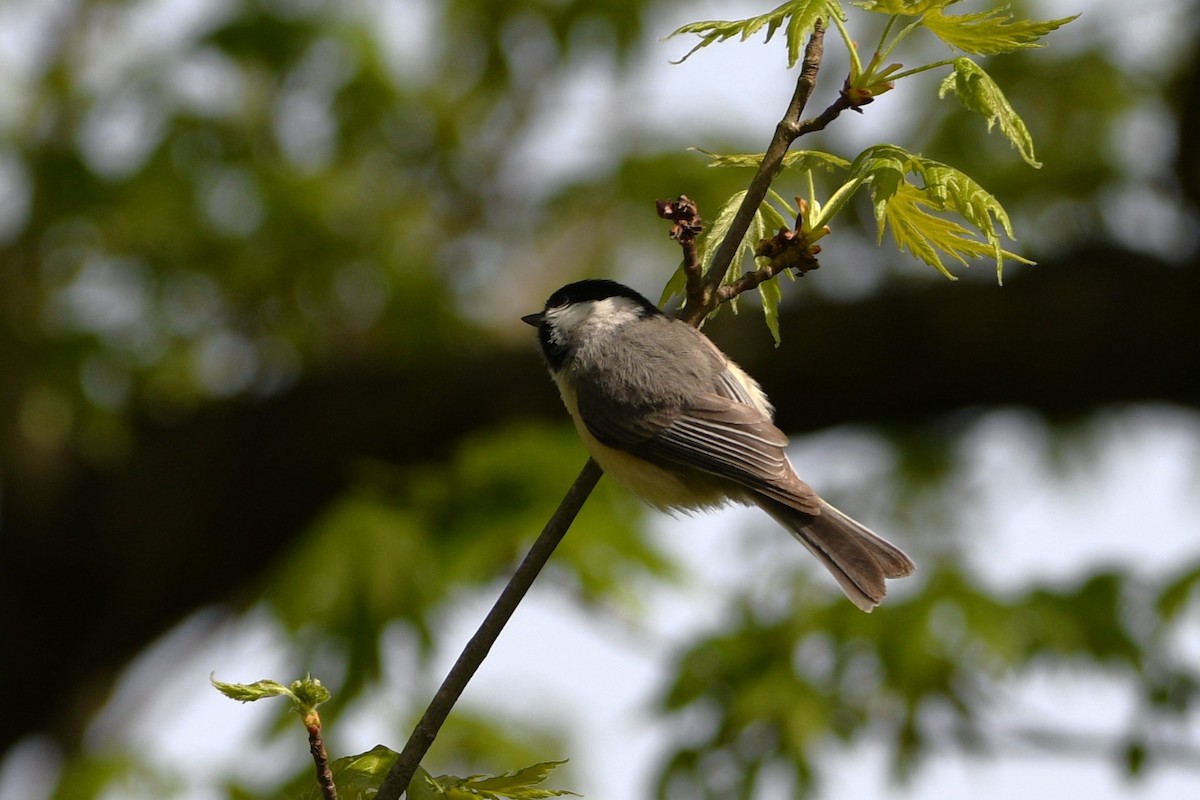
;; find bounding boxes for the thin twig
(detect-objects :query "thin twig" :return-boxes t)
[715,198,825,300]
[680,19,828,326]
[795,86,856,136]
[375,459,604,800]
[656,195,704,300]
[306,712,338,800]
[715,250,817,304]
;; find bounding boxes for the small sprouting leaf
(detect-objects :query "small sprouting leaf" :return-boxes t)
[667,0,843,67]
[425,760,579,800]
[291,674,331,708]
[939,57,1040,167]
[922,6,1079,56]
[211,676,297,704]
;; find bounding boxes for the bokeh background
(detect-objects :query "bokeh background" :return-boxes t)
[2,0,1199,798]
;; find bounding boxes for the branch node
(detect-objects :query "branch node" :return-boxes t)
[658,195,706,318]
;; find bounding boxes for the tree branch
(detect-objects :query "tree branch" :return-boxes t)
[680,19,828,326]
[379,19,846,800]
[375,459,604,800]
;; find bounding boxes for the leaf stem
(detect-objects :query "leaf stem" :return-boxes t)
[830,13,862,79]
[877,15,925,64]
[885,58,958,82]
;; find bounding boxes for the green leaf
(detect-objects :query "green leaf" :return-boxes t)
[760,192,795,231]
[424,760,579,800]
[758,274,784,346]
[300,746,400,800]
[923,6,1079,56]
[212,673,330,719]
[667,0,843,67]
[814,144,1030,280]
[657,264,689,310]
[694,189,752,308]
[210,676,297,704]
[878,183,984,279]
[1157,564,1200,622]
[848,143,910,217]
[696,147,851,173]
[939,57,1041,167]
[855,0,957,16]
[916,158,1015,241]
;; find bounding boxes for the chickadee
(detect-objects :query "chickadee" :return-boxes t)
[523,279,914,611]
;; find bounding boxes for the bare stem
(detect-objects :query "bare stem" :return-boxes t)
[307,715,338,800]
[375,459,604,800]
[656,195,704,300]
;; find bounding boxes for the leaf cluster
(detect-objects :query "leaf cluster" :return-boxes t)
[665,0,1076,340]
[858,1,1077,56]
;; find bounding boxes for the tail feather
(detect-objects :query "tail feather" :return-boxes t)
[760,498,915,612]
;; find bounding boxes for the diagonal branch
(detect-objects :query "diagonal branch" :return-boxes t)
[378,17,857,800]
[680,19,828,325]
[375,460,604,800]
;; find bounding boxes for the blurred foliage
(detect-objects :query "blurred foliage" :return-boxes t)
[2,0,1199,799]
[655,563,1200,797]
[265,423,663,710]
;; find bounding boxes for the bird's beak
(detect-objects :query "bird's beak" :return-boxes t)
[521,312,544,327]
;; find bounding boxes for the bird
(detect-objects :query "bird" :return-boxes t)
[522,278,914,611]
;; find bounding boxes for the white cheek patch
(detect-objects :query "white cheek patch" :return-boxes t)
[546,301,593,341]
[546,297,639,344]
[585,298,635,331]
